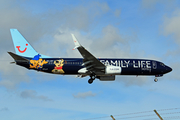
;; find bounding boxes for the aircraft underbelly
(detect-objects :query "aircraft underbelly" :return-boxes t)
[121,67,153,75]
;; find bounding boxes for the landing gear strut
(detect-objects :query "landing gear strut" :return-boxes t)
[88,74,96,84]
[154,78,158,82]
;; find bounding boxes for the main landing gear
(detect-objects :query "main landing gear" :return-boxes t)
[88,74,96,84]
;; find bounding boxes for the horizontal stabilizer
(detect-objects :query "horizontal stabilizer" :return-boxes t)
[8,52,29,62]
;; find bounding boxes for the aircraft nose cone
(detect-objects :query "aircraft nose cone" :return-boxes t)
[166,66,172,73]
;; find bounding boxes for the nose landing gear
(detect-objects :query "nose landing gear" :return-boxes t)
[154,74,163,82]
[154,78,158,82]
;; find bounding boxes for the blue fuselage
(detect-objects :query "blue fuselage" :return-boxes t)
[17,58,172,76]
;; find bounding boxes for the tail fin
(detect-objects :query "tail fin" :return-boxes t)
[10,29,50,58]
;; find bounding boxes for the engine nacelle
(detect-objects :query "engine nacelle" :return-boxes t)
[78,68,88,74]
[98,76,115,81]
[105,66,121,75]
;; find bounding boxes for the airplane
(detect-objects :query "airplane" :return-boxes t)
[8,29,172,84]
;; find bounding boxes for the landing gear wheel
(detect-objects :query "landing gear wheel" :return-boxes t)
[88,79,93,84]
[88,74,96,84]
[154,78,158,82]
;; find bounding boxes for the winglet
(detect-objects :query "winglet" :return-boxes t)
[71,34,81,50]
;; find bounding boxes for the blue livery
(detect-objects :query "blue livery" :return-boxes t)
[8,29,172,84]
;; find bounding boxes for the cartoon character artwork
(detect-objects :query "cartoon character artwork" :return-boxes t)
[29,54,48,70]
[52,59,65,74]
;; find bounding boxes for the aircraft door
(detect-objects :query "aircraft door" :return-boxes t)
[152,61,157,69]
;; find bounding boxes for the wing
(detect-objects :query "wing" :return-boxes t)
[71,34,105,75]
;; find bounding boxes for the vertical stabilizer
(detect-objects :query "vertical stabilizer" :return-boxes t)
[10,29,50,58]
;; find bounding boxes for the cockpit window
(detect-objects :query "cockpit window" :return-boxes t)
[160,63,165,67]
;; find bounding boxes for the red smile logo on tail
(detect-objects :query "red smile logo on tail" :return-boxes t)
[16,44,28,53]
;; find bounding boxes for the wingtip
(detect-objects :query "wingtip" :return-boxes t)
[71,34,81,48]
[7,51,12,54]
